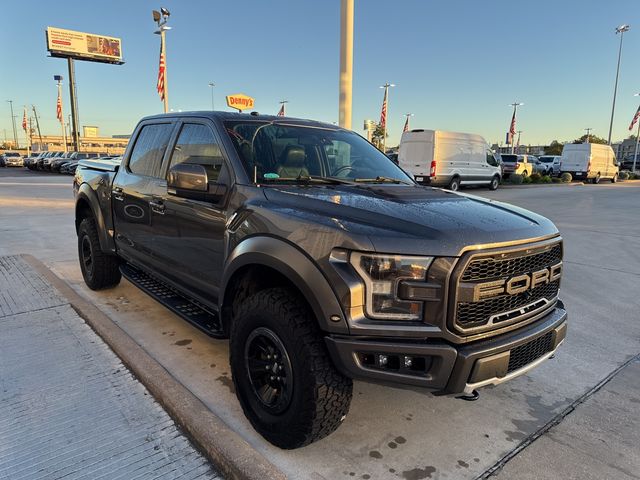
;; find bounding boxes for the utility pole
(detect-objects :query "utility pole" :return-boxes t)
[608,24,630,145]
[585,127,592,143]
[32,105,43,149]
[338,0,354,129]
[6,100,18,148]
[153,8,171,113]
[208,82,215,110]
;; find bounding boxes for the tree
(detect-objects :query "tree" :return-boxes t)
[370,123,387,151]
[544,141,563,155]
[573,134,607,145]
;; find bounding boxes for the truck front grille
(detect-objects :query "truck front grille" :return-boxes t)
[507,331,555,373]
[452,240,562,336]
[456,280,559,328]
[461,244,562,282]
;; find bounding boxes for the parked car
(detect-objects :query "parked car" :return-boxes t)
[38,151,61,170]
[398,129,502,190]
[23,152,42,169]
[2,152,24,167]
[538,155,562,176]
[51,152,78,172]
[560,143,619,183]
[500,154,537,178]
[75,111,567,449]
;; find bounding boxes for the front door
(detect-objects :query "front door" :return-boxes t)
[152,122,231,304]
[112,122,175,270]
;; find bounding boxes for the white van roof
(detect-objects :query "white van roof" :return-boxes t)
[562,143,614,154]
[401,129,487,145]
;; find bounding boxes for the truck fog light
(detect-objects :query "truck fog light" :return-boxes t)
[378,355,388,366]
[404,356,413,368]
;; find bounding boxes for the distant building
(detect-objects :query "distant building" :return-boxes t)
[612,137,638,159]
[30,135,128,154]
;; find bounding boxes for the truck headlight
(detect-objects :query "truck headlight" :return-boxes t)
[350,252,433,321]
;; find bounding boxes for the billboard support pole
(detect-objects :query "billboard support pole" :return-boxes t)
[67,58,80,152]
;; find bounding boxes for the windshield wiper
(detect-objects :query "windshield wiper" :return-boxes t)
[353,176,412,185]
[260,174,355,185]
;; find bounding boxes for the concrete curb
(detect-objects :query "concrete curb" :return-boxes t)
[22,254,286,480]
[498,182,585,189]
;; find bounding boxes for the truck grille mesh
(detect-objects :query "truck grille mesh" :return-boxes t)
[456,281,559,328]
[507,331,555,373]
[461,244,562,282]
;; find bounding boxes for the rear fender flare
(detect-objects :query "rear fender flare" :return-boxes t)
[222,236,349,334]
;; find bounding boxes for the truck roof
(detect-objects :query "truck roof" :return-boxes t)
[139,111,341,130]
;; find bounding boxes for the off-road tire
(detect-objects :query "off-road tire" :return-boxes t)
[78,217,121,290]
[230,287,353,449]
[489,175,500,190]
[448,176,461,191]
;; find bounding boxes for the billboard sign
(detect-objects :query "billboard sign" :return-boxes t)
[226,94,255,111]
[46,27,124,64]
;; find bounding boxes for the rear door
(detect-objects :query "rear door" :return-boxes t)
[112,121,176,270]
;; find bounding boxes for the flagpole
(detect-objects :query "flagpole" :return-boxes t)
[153,8,171,113]
[161,28,168,113]
[633,117,640,174]
[380,83,395,153]
[56,77,68,153]
[509,102,523,154]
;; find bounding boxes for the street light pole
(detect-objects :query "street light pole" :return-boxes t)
[380,83,395,153]
[585,127,592,143]
[607,24,630,145]
[632,93,640,174]
[208,82,215,111]
[509,102,523,154]
[6,100,18,148]
[338,0,354,129]
[153,8,171,114]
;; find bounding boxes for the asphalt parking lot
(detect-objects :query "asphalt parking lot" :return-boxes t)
[1,167,639,479]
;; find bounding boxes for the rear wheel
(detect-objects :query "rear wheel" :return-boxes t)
[230,287,352,449]
[593,173,601,184]
[448,176,461,191]
[78,217,121,290]
[489,175,500,190]
[522,170,529,178]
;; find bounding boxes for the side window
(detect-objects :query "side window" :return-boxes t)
[486,150,498,166]
[128,123,173,177]
[168,123,225,182]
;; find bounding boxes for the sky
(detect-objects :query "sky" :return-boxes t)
[1,0,639,148]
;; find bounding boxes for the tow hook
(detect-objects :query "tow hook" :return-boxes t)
[456,390,480,401]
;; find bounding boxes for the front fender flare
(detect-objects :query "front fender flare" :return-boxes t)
[222,236,349,335]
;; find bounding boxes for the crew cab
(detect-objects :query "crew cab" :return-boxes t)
[74,112,567,449]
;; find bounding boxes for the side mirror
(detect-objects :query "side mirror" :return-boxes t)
[167,163,227,202]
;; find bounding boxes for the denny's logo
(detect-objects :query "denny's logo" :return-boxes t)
[226,94,255,111]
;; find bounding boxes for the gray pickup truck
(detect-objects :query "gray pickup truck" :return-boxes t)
[74,112,567,449]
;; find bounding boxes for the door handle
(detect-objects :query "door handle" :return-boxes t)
[112,187,124,201]
[149,200,166,215]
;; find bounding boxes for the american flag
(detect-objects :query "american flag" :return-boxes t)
[509,110,517,137]
[157,44,166,101]
[379,88,388,129]
[629,105,640,131]
[56,90,63,123]
[277,104,285,116]
[402,116,410,133]
[22,107,27,131]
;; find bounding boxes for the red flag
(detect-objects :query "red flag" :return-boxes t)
[509,110,516,137]
[402,116,409,133]
[56,91,63,123]
[379,89,388,129]
[157,44,166,101]
[629,105,640,131]
[277,104,285,116]
[22,107,27,131]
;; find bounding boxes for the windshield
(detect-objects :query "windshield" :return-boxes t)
[5,152,20,157]
[224,121,414,184]
[500,154,517,163]
[539,157,554,163]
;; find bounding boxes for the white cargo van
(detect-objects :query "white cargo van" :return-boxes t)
[398,130,501,191]
[560,143,619,183]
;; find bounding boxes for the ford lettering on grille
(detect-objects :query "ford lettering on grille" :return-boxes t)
[473,262,562,302]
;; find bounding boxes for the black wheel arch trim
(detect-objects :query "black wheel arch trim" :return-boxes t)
[222,236,350,335]
[75,183,115,254]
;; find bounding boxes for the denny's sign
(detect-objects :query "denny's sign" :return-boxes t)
[226,94,255,111]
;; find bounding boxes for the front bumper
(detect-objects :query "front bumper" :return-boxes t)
[325,305,567,395]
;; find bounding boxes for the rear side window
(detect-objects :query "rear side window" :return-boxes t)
[168,123,225,182]
[128,123,173,177]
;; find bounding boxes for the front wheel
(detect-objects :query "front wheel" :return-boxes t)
[612,173,618,183]
[230,288,353,449]
[489,175,500,190]
[78,217,121,290]
[522,170,529,178]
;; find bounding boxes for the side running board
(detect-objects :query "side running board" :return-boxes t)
[120,263,224,338]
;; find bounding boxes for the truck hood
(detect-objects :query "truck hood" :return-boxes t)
[261,184,558,256]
